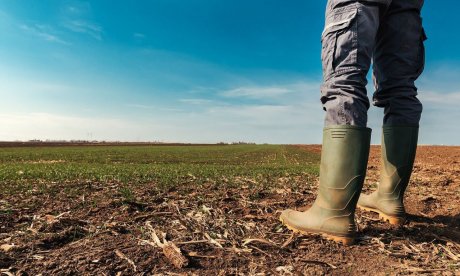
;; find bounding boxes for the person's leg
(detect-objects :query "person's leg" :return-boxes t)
[320,0,387,127]
[358,0,425,224]
[280,0,390,245]
[371,0,425,126]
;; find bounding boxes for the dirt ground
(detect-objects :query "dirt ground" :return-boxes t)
[1,146,459,275]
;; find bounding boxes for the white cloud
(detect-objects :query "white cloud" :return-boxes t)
[60,2,102,40]
[220,81,320,100]
[20,24,69,45]
[208,104,289,118]
[207,102,322,127]
[0,112,152,141]
[63,2,92,16]
[0,80,326,143]
[418,91,460,105]
[179,98,214,105]
[63,20,103,40]
[0,75,76,95]
[126,104,156,110]
[133,32,146,39]
[221,86,291,99]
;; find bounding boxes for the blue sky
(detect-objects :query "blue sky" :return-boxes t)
[0,0,459,144]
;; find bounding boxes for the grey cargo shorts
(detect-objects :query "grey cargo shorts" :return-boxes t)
[320,0,426,127]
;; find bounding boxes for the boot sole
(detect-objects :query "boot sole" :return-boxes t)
[357,205,406,225]
[279,217,355,246]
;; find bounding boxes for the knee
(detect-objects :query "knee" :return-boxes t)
[322,94,369,127]
[383,96,423,126]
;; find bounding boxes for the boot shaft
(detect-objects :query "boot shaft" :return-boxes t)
[280,125,372,243]
[378,126,419,200]
[317,126,372,213]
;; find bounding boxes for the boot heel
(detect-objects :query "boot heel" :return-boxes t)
[323,234,355,246]
[280,217,356,246]
[358,205,406,225]
[379,213,406,225]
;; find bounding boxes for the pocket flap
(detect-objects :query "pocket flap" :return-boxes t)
[422,27,428,41]
[322,9,358,38]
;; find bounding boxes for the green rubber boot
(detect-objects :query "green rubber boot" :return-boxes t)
[357,126,419,225]
[280,126,371,245]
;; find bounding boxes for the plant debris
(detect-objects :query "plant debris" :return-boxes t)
[0,145,459,274]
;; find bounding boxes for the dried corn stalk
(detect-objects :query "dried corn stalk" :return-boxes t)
[145,221,189,269]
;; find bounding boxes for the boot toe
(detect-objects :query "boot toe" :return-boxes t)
[279,209,305,230]
[279,209,295,223]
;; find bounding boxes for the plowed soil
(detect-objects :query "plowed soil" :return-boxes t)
[1,145,459,275]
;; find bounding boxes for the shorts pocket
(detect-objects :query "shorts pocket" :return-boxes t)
[321,8,358,79]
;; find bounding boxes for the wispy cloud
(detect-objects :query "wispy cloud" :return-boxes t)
[126,104,156,110]
[212,82,321,128]
[196,81,323,138]
[63,20,103,40]
[133,33,146,39]
[418,91,460,105]
[64,2,91,16]
[126,104,183,112]
[205,104,298,129]
[0,75,76,95]
[220,81,320,100]
[0,112,148,141]
[60,2,103,41]
[179,98,214,105]
[20,24,69,45]
[214,81,321,112]
[221,86,291,99]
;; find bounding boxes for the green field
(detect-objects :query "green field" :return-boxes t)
[3,145,456,274]
[0,145,320,196]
